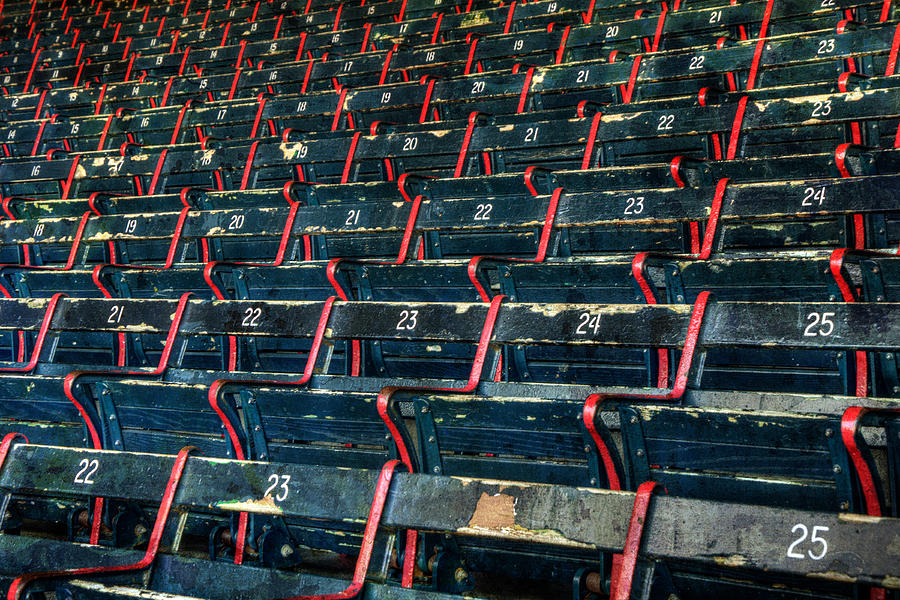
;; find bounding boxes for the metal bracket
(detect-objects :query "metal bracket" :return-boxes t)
[413,397,441,475]
[618,406,650,491]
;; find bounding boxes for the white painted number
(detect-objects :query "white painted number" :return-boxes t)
[803,312,835,337]
[657,114,675,130]
[708,9,722,23]
[575,312,601,335]
[402,137,419,151]
[605,25,619,38]
[524,126,539,143]
[396,309,418,330]
[471,80,485,94]
[689,55,705,70]
[265,473,290,502]
[242,307,261,327]
[228,214,245,230]
[108,305,124,324]
[811,99,832,117]
[624,196,645,215]
[125,219,137,233]
[74,458,99,484]
[786,524,829,560]
[345,209,361,225]
[817,39,835,55]
[576,69,589,83]
[474,203,493,220]
[801,186,825,207]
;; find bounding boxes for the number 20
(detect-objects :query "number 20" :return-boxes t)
[228,215,245,230]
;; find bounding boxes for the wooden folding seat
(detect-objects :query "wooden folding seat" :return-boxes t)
[0,443,892,599]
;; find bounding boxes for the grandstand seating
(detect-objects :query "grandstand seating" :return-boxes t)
[0,0,897,597]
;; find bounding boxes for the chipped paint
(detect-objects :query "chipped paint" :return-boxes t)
[806,571,857,584]
[215,495,284,515]
[712,554,748,567]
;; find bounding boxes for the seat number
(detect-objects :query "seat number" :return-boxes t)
[74,459,99,484]
[811,100,832,117]
[474,203,492,220]
[624,196,644,215]
[576,312,601,335]
[786,524,828,560]
[817,39,835,55]
[657,114,675,130]
[801,186,825,207]
[108,305,124,324]
[396,309,418,330]
[265,474,290,502]
[803,312,835,337]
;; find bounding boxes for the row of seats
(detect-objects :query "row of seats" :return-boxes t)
[0,0,897,598]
